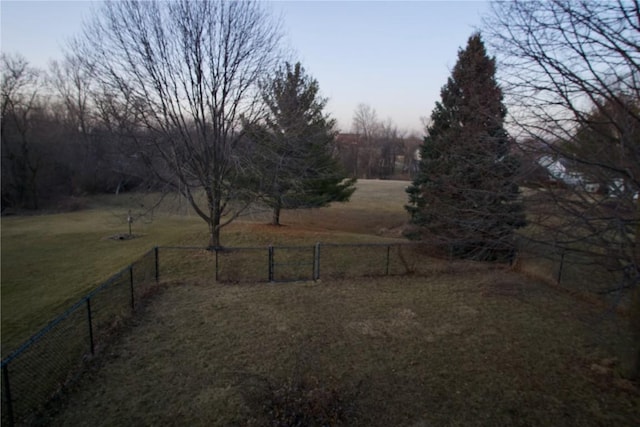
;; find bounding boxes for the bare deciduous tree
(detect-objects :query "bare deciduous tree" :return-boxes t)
[486,0,639,283]
[350,104,403,179]
[48,55,92,139]
[1,54,45,209]
[49,55,104,194]
[352,103,380,143]
[351,103,380,179]
[486,0,640,375]
[378,118,404,178]
[50,54,149,196]
[74,0,282,247]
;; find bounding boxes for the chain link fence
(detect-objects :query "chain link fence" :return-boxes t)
[0,240,559,425]
[3,241,467,425]
[156,242,460,285]
[1,248,158,426]
[157,242,459,285]
[515,239,626,295]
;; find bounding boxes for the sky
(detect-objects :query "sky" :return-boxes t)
[1,0,490,134]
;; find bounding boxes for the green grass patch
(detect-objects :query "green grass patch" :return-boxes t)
[1,180,410,356]
[0,209,206,355]
[49,272,639,426]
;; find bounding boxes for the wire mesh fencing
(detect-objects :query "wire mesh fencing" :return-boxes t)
[1,248,159,426]
[318,243,436,278]
[515,239,625,295]
[0,241,551,425]
[156,241,456,284]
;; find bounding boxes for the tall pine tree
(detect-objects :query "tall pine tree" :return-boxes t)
[406,33,525,260]
[246,62,355,225]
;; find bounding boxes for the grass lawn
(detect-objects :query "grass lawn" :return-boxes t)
[0,209,206,356]
[49,271,639,426]
[4,180,639,425]
[1,180,409,356]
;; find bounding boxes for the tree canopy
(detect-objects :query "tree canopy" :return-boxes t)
[73,0,282,248]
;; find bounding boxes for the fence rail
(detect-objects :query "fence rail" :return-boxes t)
[2,239,606,425]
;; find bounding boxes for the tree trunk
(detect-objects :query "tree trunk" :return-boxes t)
[208,202,222,249]
[272,203,281,226]
[633,198,640,379]
[27,170,38,210]
[208,222,221,249]
[635,346,640,380]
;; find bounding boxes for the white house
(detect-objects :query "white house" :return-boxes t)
[537,155,571,183]
[537,155,600,192]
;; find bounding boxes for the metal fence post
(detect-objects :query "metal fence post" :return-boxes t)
[557,249,566,284]
[386,245,391,275]
[215,248,219,282]
[268,245,274,282]
[313,242,321,280]
[129,265,135,311]
[86,298,95,355]
[3,364,14,427]
[154,246,159,284]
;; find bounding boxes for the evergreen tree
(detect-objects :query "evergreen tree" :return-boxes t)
[247,62,355,225]
[406,33,525,260]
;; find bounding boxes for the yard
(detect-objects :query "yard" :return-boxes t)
[48,270,638,426]
[0,180,409,356]
[2,180,639,425]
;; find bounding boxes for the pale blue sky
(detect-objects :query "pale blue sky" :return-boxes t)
[1,0,489,133]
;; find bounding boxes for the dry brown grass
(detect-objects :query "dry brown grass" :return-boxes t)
[273,179,410,237]
[47,271,639,426]
[7,180,640,425]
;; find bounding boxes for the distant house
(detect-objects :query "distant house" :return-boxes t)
[537,155,571,183]
[584,182,600,193]
[536,155,600,192]
[608,178,625,197]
